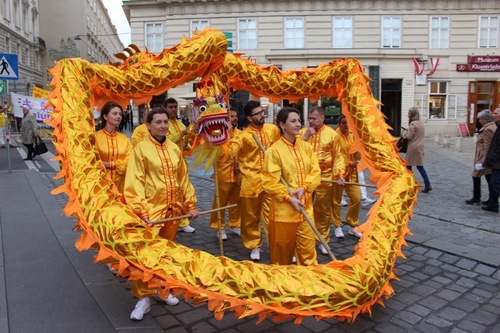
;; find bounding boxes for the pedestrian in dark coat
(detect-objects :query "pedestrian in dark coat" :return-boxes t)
[20,106,37,160]
[482,107,500,213]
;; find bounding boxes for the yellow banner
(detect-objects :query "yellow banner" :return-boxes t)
[32,86,50,98]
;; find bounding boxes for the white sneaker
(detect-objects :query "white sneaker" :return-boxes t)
[250,248,261,261]
[318,244,328,255]
[334,227,345,239]
[361,197,376,207]
[178,225,195,233]
[217,229,227,240]
[348,227,362,238]
[230,227,241,236]
[163,293,180,306]
[130,298,151,321]
[341,198,348,206]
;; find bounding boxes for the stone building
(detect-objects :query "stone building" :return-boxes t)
[123,0,500,135]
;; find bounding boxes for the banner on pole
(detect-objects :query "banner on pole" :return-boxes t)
[11,92,53,123]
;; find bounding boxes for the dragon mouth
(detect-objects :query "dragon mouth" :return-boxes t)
[198,113,230,145]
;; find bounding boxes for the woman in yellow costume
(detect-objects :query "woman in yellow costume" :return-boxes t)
[124,106,200,321]
[332,114,362,238]
[94,101,132,193]
[262,107,321,266]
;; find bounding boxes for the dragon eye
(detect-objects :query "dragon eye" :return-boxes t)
[199,105,207,112]
[219,103,225,108]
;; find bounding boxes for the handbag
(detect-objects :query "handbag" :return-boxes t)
[34,135,48,155]
[396,136,408,153]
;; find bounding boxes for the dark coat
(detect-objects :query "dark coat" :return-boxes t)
[484,121,500,170]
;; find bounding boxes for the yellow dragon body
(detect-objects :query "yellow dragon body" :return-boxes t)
[47,28,418,324]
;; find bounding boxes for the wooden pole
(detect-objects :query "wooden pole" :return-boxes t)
[252,134,336,261]
[214,164,224,256]
[321,178,377,188]
[150,204,238,225]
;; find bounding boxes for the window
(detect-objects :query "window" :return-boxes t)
[238,18,257,50]
[145,23,163,53]
[333,16,352,48]
[430,17,449,48]
[381,17,401,48]
[285,17,304,49]
[425,81,457,120]
[479,16,499,48]
[190,20,209,36]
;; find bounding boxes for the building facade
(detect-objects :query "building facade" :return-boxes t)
[123,0,500,136]
[0,0,45,96]
[39,0,124,85]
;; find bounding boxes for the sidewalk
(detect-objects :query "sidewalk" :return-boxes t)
[0,134,498,332]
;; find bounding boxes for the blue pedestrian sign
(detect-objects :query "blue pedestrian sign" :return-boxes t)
[0,54,19,80]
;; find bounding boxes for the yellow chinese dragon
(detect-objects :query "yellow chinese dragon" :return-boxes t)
[47,28,418,323]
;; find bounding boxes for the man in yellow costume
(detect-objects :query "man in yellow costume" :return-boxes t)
[300,106,346,255]
[228,100,281,261]
[210,107,242,240]
[124,107,199,321]
[164,97,195,233]
[131,107,149,146]
[332,114,362,238]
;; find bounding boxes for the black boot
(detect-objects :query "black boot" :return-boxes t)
[466,177,481,205]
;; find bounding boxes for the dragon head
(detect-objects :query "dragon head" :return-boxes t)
[192,95,230,145]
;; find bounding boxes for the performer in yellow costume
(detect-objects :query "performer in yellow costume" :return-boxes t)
[131,109,149,146]
[262,107,321,266]
[94,101,132,193]
[210,107,242,240]
[300,106,346,255]
[124,107,199,321]
[228,100,281,261]
[163,97,195,233]
[332,114,362,238]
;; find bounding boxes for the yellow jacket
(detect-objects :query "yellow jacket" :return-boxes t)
[228,123,281,197]
[214,127,241,183]
[124,135,197,221]
[168,118,187,150]
[262,137,321,223]
[336,128,359,179]
[131,123,149,147]
[95,129,132,192]
[299,124,347,182]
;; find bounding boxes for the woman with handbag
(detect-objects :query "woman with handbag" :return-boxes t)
[403,107,432,193]
[20,106,38,160]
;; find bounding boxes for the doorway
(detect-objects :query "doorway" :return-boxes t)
[381,79,403,136]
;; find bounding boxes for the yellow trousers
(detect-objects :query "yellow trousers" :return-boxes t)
[312,185,334,243]
[240,192,270,250]
[210,181,241,229]
[132,220,179,298]
[332,181,360,228]
[269,220,317,266]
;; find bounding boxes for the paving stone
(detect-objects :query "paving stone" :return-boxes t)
[407,304,432,317]
[457,269,479,278]
[373,322,407,333]
[419,295,448,310]
[457,319,488,333]
[440,253,460,264]
[437,307,468,321]
[451,297,481,312]
[473,264,497,276]
[425,249,442,259]
[455,259,477,270]
[455,277,477,288]
[436,289,462,302]
[411,285,436,297]
[471,287,494,299]
[425,314,453,328]
[477,275,499,285]
[467,309,498,325]
[430,276,453,285]
[394,310,422,325]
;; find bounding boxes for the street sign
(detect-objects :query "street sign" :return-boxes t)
[223,32,233,48]
[0,53,19,80]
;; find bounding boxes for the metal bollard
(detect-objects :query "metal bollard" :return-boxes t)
[434,133,441,145]
[455,137,463,152]
[443,135,451,148]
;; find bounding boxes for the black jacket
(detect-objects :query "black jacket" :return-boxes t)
[484,121,500,169]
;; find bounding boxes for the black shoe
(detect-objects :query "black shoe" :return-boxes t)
[482,200,489,205]
[422,186,433,193]
[465,198,480,205]
[481,206,499,213]
[23,157,32,161]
